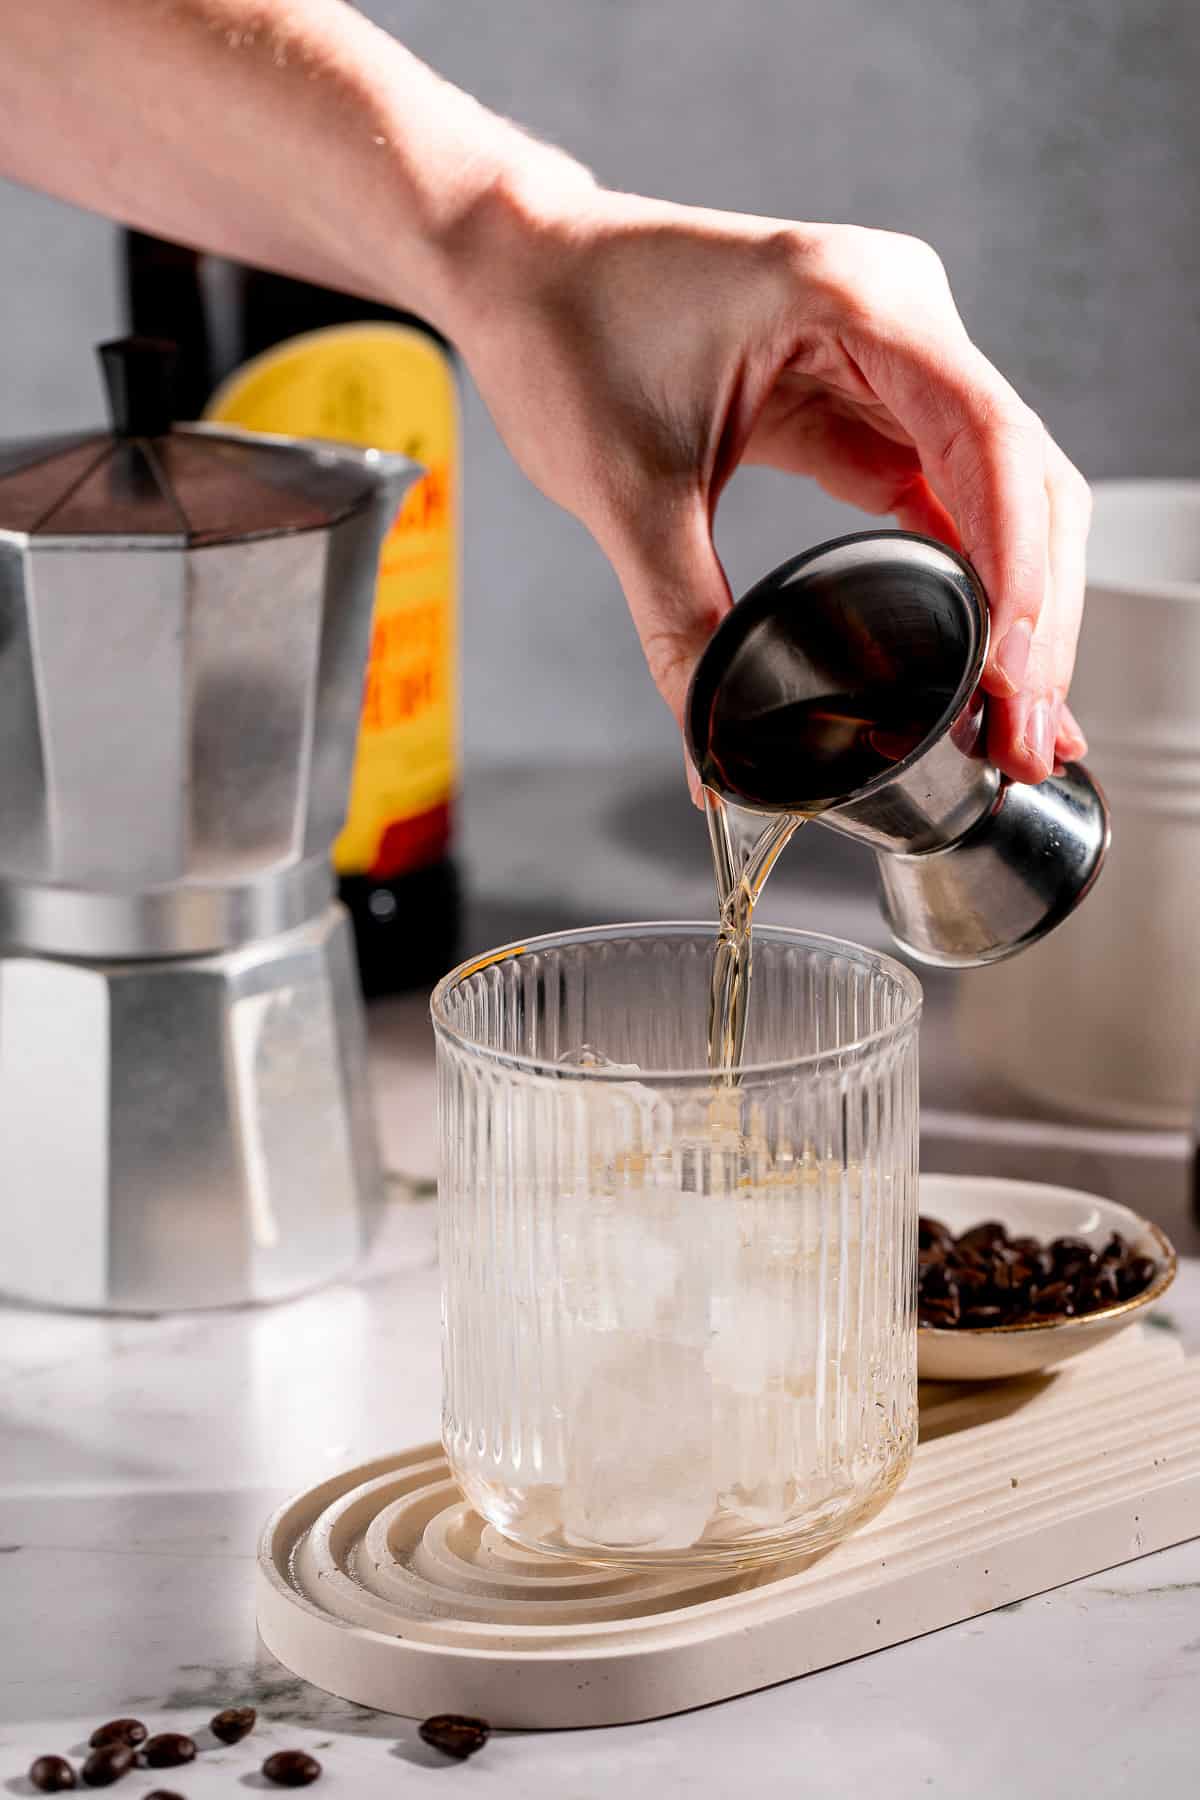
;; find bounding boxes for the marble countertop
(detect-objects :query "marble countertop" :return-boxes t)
[3,1172,1199,1797]
[3,758,1199,1796]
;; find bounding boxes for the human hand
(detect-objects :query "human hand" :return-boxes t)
[450,188,1090,790]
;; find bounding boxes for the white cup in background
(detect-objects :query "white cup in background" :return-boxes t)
[957,480,1200,1129]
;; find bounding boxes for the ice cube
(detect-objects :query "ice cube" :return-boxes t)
[562,1332,714,1552]
[555,1044,641,1073]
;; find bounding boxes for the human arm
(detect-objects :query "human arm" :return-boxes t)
[0,0,1088,782]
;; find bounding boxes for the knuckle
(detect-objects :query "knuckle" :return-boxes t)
[790,226,957,343]
[892,231,949,284]
[783,225,875,320]
[947,390,1040,469]
[640,628,702,701]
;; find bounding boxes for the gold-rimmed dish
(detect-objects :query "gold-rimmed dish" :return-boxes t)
[917,1174,1178,1382]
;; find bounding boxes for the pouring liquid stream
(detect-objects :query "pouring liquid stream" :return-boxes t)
[705,792,803,1075]
[701,692,938,1075]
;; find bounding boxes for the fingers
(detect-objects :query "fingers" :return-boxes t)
[984,434,1091,780]
[684,743,704,809]
[889,346,1051,701]
[747,387,963,551]
[1058,703,1088,760]
[847,327,1089,784]
[889,475,962,550]
[602,495,733,795]
[1041,436,1091,758]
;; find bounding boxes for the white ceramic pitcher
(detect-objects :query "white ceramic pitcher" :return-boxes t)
[958,480,1200,1128]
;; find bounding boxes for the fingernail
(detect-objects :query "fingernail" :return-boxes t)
[994,619,1033,695]
[1060,703,1088,754]
[1024,700,1055,775]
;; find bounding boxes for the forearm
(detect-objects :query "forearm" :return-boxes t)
[0,0,589,337]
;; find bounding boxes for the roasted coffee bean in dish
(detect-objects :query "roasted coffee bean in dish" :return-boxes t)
[917,1174,1177,1382]
[918,1217,1158,1327]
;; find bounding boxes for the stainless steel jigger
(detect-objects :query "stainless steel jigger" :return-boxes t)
[686,530,1110,966]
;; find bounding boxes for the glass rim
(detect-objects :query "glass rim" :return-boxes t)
[429,919,923,1083]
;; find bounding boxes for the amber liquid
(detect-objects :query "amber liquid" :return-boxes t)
[706,797,801,1073]
[704,689,939,1072]
[704,689,945,813]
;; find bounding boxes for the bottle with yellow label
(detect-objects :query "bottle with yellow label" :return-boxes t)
[123,234,461,995]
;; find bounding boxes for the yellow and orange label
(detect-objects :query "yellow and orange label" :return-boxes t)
[207,322,459,877]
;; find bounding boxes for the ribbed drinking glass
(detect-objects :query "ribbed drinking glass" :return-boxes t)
[432,922,921,1567]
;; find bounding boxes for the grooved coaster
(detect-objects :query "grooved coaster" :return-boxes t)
[257,1329,1200,1728]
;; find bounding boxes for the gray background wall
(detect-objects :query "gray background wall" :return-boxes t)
[1,0,1195,766]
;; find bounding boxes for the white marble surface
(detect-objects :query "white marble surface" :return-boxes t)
[2,1166,1199,1798]
[3,761,1200,1794]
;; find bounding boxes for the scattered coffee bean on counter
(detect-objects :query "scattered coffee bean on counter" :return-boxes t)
[29,1756,76,1792]
[87,1724,146,1753]
[80,1745,135,1788]
[143,1791,184,1800]
[262,1751,322,1788]
[918,1217,1160,1329]
[210,1706,257,1745]
[142,1736,196,1771]
[418,1714,491,1761]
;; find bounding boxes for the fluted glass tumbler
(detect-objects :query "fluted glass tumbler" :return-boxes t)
[432,923,921,1567]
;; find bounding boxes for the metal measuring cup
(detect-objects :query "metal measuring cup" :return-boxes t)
[685,530,1110,967]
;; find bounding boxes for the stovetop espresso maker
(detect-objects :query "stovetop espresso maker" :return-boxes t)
[0,338,420,1311]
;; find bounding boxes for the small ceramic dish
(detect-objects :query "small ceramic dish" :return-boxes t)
[917,1173,1177,1382]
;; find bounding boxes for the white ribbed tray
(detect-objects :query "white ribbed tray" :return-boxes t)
[257,1328,1200,1728]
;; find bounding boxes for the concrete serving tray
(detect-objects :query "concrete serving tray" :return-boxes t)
[258,1327,1200,1728]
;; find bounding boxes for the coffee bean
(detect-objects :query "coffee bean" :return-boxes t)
[262,1751,322,1787]
[916,1215,1159,1330]
[919,1216,955,1256]
[210,1706,256,1745]
[988,1253,1029,1296]
[144,1791,185,1800]
[959,1305,1006,1329]
[29,1757,76,1792]
[954,1262,990,1293]
[1119,1256,1159,1300]
[953,1242,991,1271]
[81,1746,134,1788]
[87,1724,146,1753]
[957,1220,1009,1253]
[1077,1269,1121,1313]
[1050,1235,1096,1272]
[142,1737,195,1770]
[418,1715,491,1762]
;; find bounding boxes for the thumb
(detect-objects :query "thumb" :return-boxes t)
[603,496,733,738]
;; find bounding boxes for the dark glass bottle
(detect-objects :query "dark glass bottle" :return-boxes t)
[123,231,461,997]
